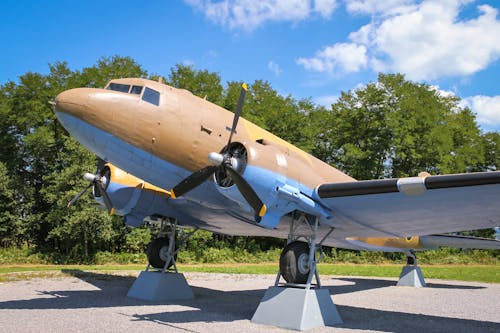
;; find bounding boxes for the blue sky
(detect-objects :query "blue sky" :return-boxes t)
[1,0,499,131]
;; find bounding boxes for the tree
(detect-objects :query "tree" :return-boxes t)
[77,55,148,88]
[243,80,311,150]
[0,162,22,246]
[311,73,486,179]
[41,138,118,260]
[0,55,147,256]
[479,132,500,171]
[167,64,223,105]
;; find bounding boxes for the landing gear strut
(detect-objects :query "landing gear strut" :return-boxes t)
[127,217,196,301]
[275,212,334,288]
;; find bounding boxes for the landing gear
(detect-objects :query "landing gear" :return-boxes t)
[279,241,310,284]
[274,212,334,288]
[144,218,196,273]
[252,212,342,330]
[127,217,196,301]
[146,237,177,269]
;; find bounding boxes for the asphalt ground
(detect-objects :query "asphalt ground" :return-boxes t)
[0,271,499,332]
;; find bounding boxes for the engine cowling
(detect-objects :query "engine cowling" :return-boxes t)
[94,164,172,227]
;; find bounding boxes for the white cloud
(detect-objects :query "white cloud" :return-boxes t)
[314,94,339,107]
[299,1,500,81]
[345,0,416,16]
[314,0,338,17]
[268,61,283,76]
[296,42,368,73]
[462,95,500,128]
[368,2,500,80]
[429,85,457,98]
[184,0,338,31]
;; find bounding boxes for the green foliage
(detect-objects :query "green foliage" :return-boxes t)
[123,227,151,253]
[94,251,147,265]
[311,73,487,179]
[167,64,223,105]
[0,56,147,260]
[0,246,47,264]
[0,162,23,246]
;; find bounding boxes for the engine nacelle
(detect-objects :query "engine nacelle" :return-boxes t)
[93,164,172,227]
[212,140,333,228]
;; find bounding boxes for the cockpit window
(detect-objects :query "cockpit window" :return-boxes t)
[107,83,130,93]
[142,87,160,106]
[130,85,143,95]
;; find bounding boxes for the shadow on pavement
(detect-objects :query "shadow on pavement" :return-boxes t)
[336,305,500,333]
[0,270,495,332]
[329,277,484,295]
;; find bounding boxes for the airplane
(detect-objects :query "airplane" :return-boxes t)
[54,77,500,326]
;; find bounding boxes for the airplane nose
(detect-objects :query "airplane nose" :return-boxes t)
[54,88,89,117]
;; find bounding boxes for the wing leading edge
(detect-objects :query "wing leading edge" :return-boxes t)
[315,171,500,239]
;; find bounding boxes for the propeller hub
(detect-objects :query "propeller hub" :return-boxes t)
[83,173,97,182]
[208,152,224,166]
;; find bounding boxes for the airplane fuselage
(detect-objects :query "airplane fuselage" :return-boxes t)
[55,78,354,230]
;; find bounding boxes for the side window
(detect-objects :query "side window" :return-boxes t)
[130,85,143,95]
[142,87,160,106]
[107,83,130,93]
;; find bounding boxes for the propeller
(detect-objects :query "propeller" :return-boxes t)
[170,83,267,219]
[68,168,114,215]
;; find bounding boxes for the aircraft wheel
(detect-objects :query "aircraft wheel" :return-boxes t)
[279,241,310,284]
[147,237,177,269]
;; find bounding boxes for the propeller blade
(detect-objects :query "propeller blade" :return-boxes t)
[95,181,114,215]
[170,165,218,199]
[226,83,247,146]
[225,167,266,218]
[67,183,93,207]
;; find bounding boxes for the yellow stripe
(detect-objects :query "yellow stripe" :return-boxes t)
[170,189,177,199]
[110,208,115,216]
[259,204,267,217]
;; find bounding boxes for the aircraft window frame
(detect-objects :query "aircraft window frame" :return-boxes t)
[130,85,143,95]
[142,87,160,106]
[106,83,130,93]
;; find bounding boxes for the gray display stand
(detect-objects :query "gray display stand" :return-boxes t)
[251,286,342,331]
[127,271,194,301]
[397,265,426,288]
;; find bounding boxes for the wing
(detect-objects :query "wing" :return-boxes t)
[316,171,500,239]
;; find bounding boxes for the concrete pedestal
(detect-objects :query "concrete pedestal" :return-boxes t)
[397,265,426,288]
[127,271,194,301]
[251,286,342,331]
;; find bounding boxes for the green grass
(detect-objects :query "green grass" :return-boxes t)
[1,263,498,283]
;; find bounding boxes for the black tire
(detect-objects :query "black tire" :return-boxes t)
[279,241,310,284]
[147,237,177,269]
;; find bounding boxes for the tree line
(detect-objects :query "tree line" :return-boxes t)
[0,55,497,261]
